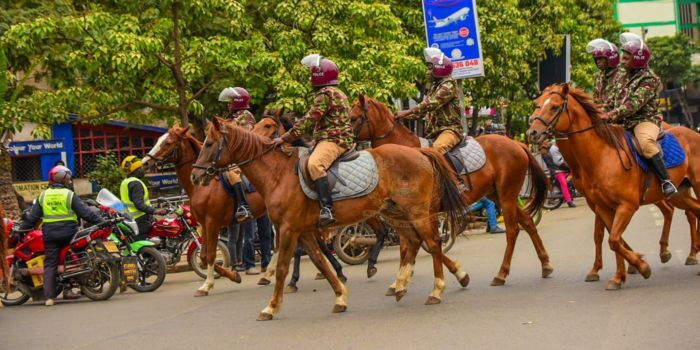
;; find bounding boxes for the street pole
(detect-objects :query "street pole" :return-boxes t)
[456,79,468,133]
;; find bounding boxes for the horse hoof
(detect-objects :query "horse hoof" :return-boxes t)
[284,285,298,294]
[257,277,271,286]
[685,257,698,266]
[315,273,325,280]
[585,274,600,282]
[395,289,407,302]
[332,304,347,313]
[627,265,638,274]
[660,251,672,264]
[459,273,470,287]
[542,266,554,278]
[385,287,396,296]
[425,296,441,305]
[231,272,242,284]
[256,312,274,321]
[638,262,652,279]
[339,275,348,283]
[194,290,209,297]
[490,277,506,286]
[367,267,378,279]
[605,280,622,290]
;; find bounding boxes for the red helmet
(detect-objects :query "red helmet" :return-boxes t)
[218,87,250,110]
[586,39,619,68]
[620,33,651,69]
[423,47,453,78]
[301,54,339,87]
[48,165,72,184]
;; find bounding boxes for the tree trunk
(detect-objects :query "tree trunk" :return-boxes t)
[469,106,479,136]
[0,147,20,220]
[171,1,189,127]
[505,110,513,137]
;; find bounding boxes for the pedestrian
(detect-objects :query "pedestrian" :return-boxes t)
[470,197,505,233]
[273,54,356,227]
[19,166,105,306]
[119,156,167,238]
[227,224,244,272]
[540,141,575,208]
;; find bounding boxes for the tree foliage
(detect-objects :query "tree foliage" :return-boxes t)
[87,153,126,195]
[647,33,699,88]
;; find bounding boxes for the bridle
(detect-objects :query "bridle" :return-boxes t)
[353,100,396,143]
[146,133,191,168]
[530,91,595,138]
[192,129,278,177]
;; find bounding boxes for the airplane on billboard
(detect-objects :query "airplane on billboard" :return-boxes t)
[429,7,470,28]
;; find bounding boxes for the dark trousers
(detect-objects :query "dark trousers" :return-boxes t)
[134,216,153,241]
[227,223,243,264]
[241,220,257,269]
[43,236,73,299]
[243,215,273,269]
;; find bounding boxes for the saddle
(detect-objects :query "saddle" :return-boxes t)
[295,147,379,201]
[623,131,685,173]
[444,136,487,175]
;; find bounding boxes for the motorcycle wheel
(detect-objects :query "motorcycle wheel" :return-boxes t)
[421,214,456,254]
[332,223,372,265]
[543,197,564,210]
[81,252,120,301]
[1,275,31,306]
[188,241,231,280]
[129,247,167,293]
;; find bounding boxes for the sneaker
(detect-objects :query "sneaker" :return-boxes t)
[62,289,81,300]
[245,267,260,275]
[487,225,506,234]
[567,202,576,208]
[45,299,55,306]
[234,263,245,272]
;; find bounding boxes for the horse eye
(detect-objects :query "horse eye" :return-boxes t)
[205,142,213,147]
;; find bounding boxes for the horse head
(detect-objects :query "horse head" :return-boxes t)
[253,108,286,139]
[527,83,573,144]
[142,126,194,170]
[350,95,395,141]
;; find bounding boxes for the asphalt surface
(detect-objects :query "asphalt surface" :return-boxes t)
[2,198,700,350]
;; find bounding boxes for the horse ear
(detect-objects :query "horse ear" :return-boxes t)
[181,126,190,134]
[359,95,366,106]
[561,82,570,96]
[274,107,285,120]
[212,117,222,131]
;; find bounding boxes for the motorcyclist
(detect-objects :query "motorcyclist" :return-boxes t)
[120,156,167,238]
[19,166,105,306]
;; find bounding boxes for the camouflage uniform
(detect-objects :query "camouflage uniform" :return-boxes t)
[594,67,624,112]
[230,110,256,131]
[281,86,355,180]
[609,68,663,158]
[405,77,463,153]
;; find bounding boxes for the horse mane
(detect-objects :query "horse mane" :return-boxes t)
[365,96,416,137]
[207,121,273,162]
[566,86,622,147]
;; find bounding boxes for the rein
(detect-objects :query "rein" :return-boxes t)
[192,130,279,177]
[147,135,192,168]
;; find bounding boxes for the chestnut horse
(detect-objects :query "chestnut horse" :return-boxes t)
[192,118,471,320]
[528,83,700,289]
[350,96,551,286]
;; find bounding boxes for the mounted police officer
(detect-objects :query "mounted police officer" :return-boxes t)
[120,156,167,237]
[394,47,463,154]
[586,38,623,111]
[273,54,355,227]
[603,33,677,197]
[218,86,255,222]
[19,166,105,306]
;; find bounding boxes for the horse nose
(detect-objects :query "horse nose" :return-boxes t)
[526,130,538,142]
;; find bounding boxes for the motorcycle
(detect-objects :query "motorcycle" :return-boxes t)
[333,215,455,265]
[544,172,579,210]
[93,189,166,293]
[1,217,122,306]
[148,196,230,279]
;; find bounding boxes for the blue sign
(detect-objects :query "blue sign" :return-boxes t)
[147,174,180,189]
[8,140,66,156]
[422,0,484,79]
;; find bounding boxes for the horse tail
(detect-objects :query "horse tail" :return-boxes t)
[518,142,549,215]
[419,148,470,235]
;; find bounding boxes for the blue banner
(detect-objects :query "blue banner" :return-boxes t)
[147,174,180,189]
[422,0,484,79]
[8,140,66,156]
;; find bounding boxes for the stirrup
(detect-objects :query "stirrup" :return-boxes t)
[235,206,253,222]
[661,180,678,197]
[318,207,336,227]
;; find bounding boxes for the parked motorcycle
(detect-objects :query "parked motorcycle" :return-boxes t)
[544,173,579,210]
[148,197,230,279]
[93,189,166,293]
[1,217,122,306]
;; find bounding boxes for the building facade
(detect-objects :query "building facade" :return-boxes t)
[615,0,700,41]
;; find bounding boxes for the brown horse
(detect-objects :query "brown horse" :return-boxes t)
[350,96,552,286]
[528,83,700,289]
[192,118,471,320]
[143,126,246,296]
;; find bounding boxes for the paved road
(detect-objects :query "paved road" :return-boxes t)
[2,199,700,349]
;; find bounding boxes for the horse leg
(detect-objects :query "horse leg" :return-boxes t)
[685,210,698,265]
[258,228,300,321]
[516,207,553,278]
[386,235,409,296]
[585,214,605,282]
[655,201,674,264]
[604,206,649,290]
[491,200,521,286]
[365,217,386,278]
[285,246,302,294]
[299,233,348,314]
[413,220,446,305]
[391,228,420,302]
[318,237,346,282]
[439,253,470,287]
[195,219,240,296]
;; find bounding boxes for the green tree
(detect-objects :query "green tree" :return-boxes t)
[88,153,126,195]
[647,33,698,88]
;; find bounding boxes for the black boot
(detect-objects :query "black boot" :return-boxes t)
[232,183,253,222]
[648,153,677,197]
[314,176,336,227]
